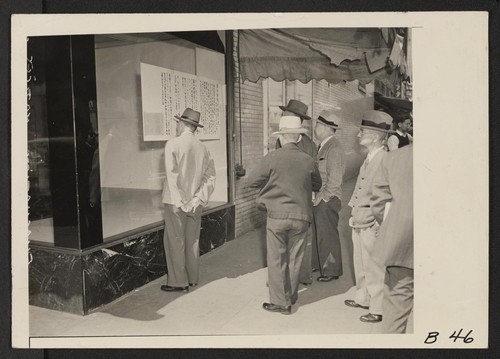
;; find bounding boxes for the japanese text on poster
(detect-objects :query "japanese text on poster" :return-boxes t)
[140,63,225,141]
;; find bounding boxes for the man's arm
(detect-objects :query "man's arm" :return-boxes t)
[164,142,184,206]
[246,157,270,190]
[370,158,393,224]
[317,146,344,202]
[387,135,399,151]
[192,150,216,207]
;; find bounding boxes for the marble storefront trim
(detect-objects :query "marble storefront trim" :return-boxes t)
[29,205,235,314]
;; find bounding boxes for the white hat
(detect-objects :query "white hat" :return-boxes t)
[272,115,309,135]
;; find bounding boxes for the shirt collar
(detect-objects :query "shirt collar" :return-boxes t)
[396,129,407,137]
[367,145,385,162]
[181,130,194,137]
[319,135,334,150]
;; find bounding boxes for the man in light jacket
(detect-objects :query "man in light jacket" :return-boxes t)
[161,108,216,293]
[371,144,414,333]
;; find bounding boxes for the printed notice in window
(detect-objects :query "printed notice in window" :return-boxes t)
[140,62,225,141]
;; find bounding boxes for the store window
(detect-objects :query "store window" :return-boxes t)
[27,32,230,248]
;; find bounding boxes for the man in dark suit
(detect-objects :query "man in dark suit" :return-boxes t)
[275,99,318,285]
[311,109,345,282]
[371,144,414,333]
[248,115,322,314]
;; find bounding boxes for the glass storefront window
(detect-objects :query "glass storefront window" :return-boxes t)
[27,32,230,248]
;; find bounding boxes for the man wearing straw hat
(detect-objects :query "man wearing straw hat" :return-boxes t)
[344,110,392,323]
[247,115,322,314]
[276,99,318,285]
[161,108,216,293]
[311,109,346,282]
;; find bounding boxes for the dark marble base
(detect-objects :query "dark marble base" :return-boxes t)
[29,205,235,314]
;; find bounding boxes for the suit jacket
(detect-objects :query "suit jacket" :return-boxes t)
[162,131,216,207]
[371,144,413,268]
[247,142,322,223]
[317,136,345,203]
[276,133,318,161]
[348,147,386,227]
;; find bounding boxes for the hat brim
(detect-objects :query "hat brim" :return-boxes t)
[359,124,390,133]
[174,115,204,128]
[313,117,341,129]
[272,128,309,135]
[278,106,311,120]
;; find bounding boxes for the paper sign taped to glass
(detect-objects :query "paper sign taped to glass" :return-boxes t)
[140,62,225,141]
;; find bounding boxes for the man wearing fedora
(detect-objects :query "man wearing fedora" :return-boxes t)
[276,99,318,285]
[247,115,322,314]
[161,108,216,293]
[311,109,346,282]
[344,110,392,323]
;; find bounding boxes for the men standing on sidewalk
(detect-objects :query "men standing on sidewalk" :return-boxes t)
[161,108,216,293]
[248,115,322,314]
[311,109,345,282]
[371,144,414,333]
[344,110,391,323]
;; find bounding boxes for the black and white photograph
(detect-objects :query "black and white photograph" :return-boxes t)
[10,12,488,349]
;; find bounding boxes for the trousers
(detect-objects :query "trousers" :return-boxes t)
[312,197,343,276]
[382,266,414,333]
[351,225,385,315]
[266,217,309,307]
[163,204,202,287]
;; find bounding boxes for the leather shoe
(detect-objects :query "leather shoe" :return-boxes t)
[262,302,291,315]
[189,283,197,287]
[360,313,382,323]
[160,285,189,293]
[317,275,339,282]
[344,299,369,310]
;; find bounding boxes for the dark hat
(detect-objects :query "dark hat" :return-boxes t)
[174,108,204,128]
[359,110,392,133]
[314,109,342,130]
[279,99,311,120]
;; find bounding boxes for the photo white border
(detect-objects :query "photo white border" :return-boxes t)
[11,11,489,348]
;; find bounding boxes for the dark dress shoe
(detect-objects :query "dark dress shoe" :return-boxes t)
[344,299,369,310]
[360,313,382,323]
[317,275,339,282]
[160,285,189,293]
[262,302,291,315]
[189,283,197,287]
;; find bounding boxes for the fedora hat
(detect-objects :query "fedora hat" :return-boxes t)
[279,99,311,120]
[314,109,342,130]
[174,108,204,128]
[359,110,392,133]
[272,115,309,135]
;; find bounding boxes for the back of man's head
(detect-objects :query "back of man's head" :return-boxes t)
[279,133,300,145]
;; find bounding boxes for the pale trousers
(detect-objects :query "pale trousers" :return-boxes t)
[163,204,202,287]
[351,225,385,315]
[266,217,309,307]
[382,266,414,333]
[298,224,315,284]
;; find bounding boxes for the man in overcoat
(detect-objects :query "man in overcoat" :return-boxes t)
[371,144,414,333]
[345,110,392,323]
[248,115,322,314]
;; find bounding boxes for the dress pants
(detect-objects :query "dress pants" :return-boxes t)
[382,266,414,333]
[312,197,343,277]
[351,225,385,315]
[163,204,202,287]
[298,224,315,284]
[266,217,309,307]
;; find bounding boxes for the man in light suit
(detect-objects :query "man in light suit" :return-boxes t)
[345,110,392,323]
[371,144,414,333]
[248,115,322,314]
[311,109,346,282]
[161,108,216,293]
